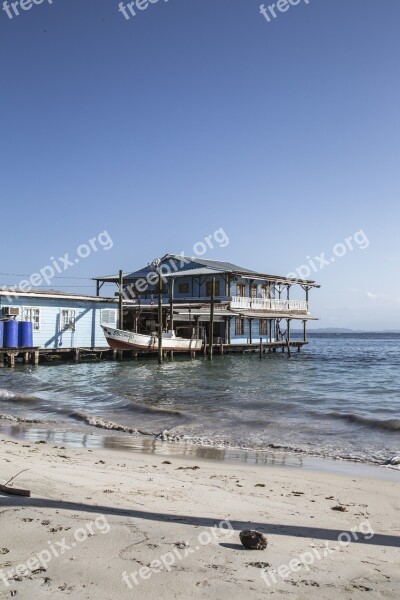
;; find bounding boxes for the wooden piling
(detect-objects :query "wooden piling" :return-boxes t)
[169,278,174,332]
[158,271,163,365]
[208,277,215,361]
[118,270,124,330]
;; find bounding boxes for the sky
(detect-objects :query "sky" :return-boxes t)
[1,0,399,329]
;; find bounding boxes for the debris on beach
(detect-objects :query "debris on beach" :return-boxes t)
[331,505,348,512]
[246,561,270,569]
[176,466,200,470]
[0,469,31,497]
[239,530,268,550]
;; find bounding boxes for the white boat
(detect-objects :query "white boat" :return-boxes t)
[101,326,203,353]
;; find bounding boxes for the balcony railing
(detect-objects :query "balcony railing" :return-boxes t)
[230,297,308,313]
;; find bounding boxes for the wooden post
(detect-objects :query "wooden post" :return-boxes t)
[96,280,100,297]
[303,319,307,342]
[208,278,215,360]
[23,352,29,365]
[203,332,207,357]
[169,278,174,332]
[259,337,262,359]
[74,349,80,363]
[249,318,253,345]
[118,270,124,330]
[220,340,224,355]
[158,272,163,365]
[269,319,273,343]
[8,352,15,368]
[195,316,200,341]
[33,351,39,366]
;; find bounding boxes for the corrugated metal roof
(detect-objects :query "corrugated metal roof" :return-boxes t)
[0,287,117,303]
[166,268,226,278]
[93,254,319,287]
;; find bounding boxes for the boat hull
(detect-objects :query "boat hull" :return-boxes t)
[101,326,203,353]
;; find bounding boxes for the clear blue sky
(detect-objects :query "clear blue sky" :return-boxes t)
[1,0,399,329]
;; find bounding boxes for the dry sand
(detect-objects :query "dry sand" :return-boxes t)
[0,434,399,600]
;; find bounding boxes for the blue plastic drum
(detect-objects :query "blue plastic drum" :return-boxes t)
[18,321,33,348]
[4,320,18,348]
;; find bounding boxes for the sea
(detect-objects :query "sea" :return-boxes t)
[1,334,399,470]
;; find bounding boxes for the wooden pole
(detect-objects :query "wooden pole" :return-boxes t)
[259,337,262,359]
[169,278,174,332]
[287,319,291,358]
[118,270,124,330]
[208,277,215,360]
[158,273,163,365]
[303,319,307,342]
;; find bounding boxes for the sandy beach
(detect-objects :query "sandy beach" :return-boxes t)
[0,433,399,600]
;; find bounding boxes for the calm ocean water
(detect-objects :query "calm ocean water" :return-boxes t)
[0,334,399,466]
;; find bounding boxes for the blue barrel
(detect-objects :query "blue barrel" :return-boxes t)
[0,321,3,348]
[4,320,18,348]
[18,322,33,348]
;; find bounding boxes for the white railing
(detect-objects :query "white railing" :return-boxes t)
[230,297,308,312]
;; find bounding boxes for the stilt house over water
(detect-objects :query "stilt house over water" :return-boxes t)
[94,255,319,350]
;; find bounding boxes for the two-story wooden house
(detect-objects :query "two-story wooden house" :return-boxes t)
[95,254,319,350]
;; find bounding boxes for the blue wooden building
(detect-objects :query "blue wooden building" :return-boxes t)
[0,288,117,351]
[95,254,319,348]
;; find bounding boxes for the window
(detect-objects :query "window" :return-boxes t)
[260,319,268,336]
[250,284,258,298]
[178,283,190,294]
[101,309,117,326]
[235,317,245,336]
[236,283,246,297]
[206,280,220,296]
[21,307,40,331]
[61,309,76,332]
[261,284,271,299]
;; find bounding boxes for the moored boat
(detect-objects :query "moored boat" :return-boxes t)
[101,326,203,352]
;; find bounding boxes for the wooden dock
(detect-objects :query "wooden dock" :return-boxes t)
[0,340,307,367]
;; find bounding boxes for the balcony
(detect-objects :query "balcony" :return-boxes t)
[230,296,309,313]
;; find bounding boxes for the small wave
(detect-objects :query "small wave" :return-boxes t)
[0,389,40,403]
[0,413,43,424]
[69,411,157,437]
[121,398,183,417]
[327,412,400,431]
